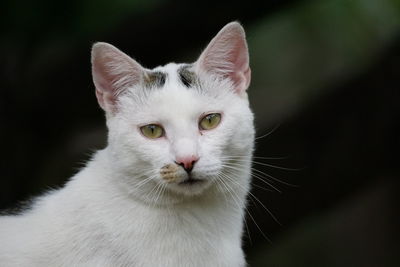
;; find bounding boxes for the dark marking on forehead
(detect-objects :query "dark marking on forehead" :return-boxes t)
[178,64,198,88]
[144,71,166,88]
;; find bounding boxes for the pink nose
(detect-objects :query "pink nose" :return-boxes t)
[175,156,199,173]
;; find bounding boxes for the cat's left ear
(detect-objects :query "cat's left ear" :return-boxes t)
[195,22,251,95]
[91,42,144,113]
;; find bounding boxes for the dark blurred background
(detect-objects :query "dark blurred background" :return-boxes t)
[1,0,399,266]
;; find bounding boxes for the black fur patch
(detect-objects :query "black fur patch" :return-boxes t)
[178,65,197,87]
[144,71,166,88]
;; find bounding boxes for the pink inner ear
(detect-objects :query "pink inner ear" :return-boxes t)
[228,39,251,93]
[197,22,251,94]
[232,66,251,94]
[91,42,143,112]
[92,59,117,110]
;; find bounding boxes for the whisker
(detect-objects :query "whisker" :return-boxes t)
[250,174,282,193]
[153,183,166,205]
[251,183,274,192]
[251,161,302,171]
[132,174,156,191]
[253,156,289,160]
[221,164,282,193]
[221,158,297,187]
[221,155,288,160]
[147,182,163,207]
[217,174,271,242]
[255,123,281,140]
[215,175,257,243]
[223,158,301,172]
[251,168,298,187]
[220,170,281,226]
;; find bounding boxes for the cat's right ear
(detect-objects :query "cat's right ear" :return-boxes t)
[195,22,251,95]
[91,42,144,113]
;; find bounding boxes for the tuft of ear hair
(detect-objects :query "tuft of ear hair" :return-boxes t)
[195,22,251,95]
[91,42,144,113]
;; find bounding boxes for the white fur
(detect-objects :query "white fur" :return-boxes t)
[0,22,254,266]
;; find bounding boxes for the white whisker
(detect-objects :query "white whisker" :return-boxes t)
[221,155,287,160]
[251,168,298,187]
[221,163,282,193]
[255,123,281,140]
[221,158,298,187]
[217,173,271,242]
[222,158,300,171]
[220,170,281,225]
[214,174,253,243]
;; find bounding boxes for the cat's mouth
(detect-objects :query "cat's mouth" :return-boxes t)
[179,176,204,186]
[164,172,211,196]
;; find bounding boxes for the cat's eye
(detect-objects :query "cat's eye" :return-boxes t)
[199,113,221,130]
[140,124,164,139]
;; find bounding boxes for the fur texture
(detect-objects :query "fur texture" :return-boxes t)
[0,22,254,267]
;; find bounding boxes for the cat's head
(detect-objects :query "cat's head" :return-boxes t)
[91,22,254,202]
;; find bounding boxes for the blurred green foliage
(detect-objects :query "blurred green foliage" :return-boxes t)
[249,0,400,126]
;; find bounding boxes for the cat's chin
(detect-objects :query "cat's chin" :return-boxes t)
[166,178,212,197]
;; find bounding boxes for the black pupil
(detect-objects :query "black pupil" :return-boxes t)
[207,115,214,123]
[149,125,155,134]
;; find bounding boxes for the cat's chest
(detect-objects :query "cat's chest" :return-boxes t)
[113,201,240,242]
[98,201,244,266]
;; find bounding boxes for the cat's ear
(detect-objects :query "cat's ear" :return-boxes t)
[91,42,144,112]
[195,22,251,94]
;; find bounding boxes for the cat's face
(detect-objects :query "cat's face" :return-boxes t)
[109,64,254,197]
[92,22,254,201]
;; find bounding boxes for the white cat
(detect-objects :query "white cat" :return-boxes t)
[0,21,254,267]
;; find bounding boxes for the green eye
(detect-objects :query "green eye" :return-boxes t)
[199,113,221,130]
[140,124,164,139]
